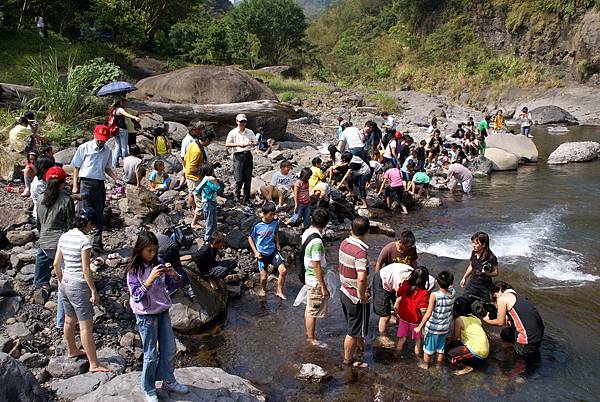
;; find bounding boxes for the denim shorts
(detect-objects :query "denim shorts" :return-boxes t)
[257,251,285,271]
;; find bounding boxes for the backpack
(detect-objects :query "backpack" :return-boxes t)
[166,224,195,250]
[107,107,120,137]
[297,232,322,284]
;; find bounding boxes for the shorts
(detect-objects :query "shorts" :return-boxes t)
[340,291,370,338]
[372,271,395,317]
[461,178,473,193]
[384,185,404,200]
[257,251,285,272]
[423,332,449,355]
[397,319,421,340]
[306,283,328,319]
[187,178,201,195]
[501,327,542,356]
[60,277,94,321]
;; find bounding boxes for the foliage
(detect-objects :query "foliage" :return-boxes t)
[70,57,123,93]
[44,123,87,145]
[366,94,399,113]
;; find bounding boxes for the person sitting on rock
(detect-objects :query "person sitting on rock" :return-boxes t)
[123,145,145,189]
[260,159,293,211]
[148,160,173,193]
[152,126,170,157]
[309,157,325,190]
[255,126,274,155]
[187,232,238,289]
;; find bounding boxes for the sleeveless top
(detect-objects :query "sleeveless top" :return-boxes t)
[155,136,168,155]
[506,290,544,345]
[459,315,489,358]
[425,288,456,335]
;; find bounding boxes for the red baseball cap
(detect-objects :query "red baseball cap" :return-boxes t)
[44,166,67,182]
[395,130,403,139]
[94,125,110,142]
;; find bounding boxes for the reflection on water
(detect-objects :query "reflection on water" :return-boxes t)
[187,126,600,401]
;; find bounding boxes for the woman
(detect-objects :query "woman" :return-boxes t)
[460,232,498,302]
[54,207,110,373]
[110,99,140,167]
[31,155,56,222]
[484,281,544,356]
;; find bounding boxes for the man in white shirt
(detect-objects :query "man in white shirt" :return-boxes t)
[337,124,365,157]
[225,114,255,203]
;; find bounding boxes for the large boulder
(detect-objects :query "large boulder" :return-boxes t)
[53,147,77,165]
[547,141,600,164]
[0,352,46,402]
[5,230,36,246]
[570,9,600,81]
[465,155,493,175]
[0,208,29,229]
[530,105,578,125]
[259,65,302,79]
[148,153,182,174]
[133,66,277,104]
[169,276,227,333]
[125,57,168,80]
[125,185,165,218]
[165,121,189,146]
[485,148,519,171]
[486,133,539,163]
[74,367,266,402]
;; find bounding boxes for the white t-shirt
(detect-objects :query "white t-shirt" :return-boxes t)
[350,155,370,176]
[226,127,255,154]
[379,263,413,292]
[520,112,532,127]
[341,126,364,149]
[123,155,142,184]
[383,139,398,159]
[180,134,195,158]
[58,229,93,282]
[271,171,293,190]
[384,117,396,130]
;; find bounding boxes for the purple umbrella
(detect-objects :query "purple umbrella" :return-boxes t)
[96,81,137,97]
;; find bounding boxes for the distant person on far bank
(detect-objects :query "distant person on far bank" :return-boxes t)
[71,125,121,253]
[36,16,45,38]
[519,107,533,138]
[225,114,255,204]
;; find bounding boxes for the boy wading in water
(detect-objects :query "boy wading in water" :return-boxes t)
[248,202,287,299]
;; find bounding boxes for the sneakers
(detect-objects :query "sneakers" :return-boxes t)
[144,392,159,402]
[184,284,196,300]
[162,380,189,394]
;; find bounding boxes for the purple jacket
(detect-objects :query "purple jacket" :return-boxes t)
[127,260,181,315]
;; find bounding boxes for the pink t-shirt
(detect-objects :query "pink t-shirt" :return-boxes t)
[384,168,404,188]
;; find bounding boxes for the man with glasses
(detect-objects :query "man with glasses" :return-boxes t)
[225,114,256,204]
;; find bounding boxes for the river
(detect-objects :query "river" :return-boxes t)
[187,125,600,401]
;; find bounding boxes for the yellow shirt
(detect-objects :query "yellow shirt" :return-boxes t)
[155,136,168,155]
[459,315,489,358]
[8,125,32,152]
[308,166,324,188]
[184,142,204,181]
[493,115,504,130]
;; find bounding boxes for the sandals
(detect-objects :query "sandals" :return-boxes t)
[342,359,368,368]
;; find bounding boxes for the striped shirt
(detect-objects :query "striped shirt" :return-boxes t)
[57,229,93,282]
[425,288,456,335]
[339,236,370,304]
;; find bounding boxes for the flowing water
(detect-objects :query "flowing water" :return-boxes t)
[188,125,600,401]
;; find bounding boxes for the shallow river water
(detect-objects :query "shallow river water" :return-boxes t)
[187,125,600,401]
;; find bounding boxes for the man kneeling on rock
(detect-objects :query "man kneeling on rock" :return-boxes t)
[440,160,474,194]
[188,232,237,289]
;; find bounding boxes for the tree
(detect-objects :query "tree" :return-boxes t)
[228,0,307,65]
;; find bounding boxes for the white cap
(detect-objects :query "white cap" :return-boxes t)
[236,113,248,122]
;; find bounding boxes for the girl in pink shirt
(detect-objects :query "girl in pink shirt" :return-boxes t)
[377,163,408,214]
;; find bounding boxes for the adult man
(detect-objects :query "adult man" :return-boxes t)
[337,123,365,157]
[375,230,418,271]
[184,128,215,227]
[259,159,293,210]
[175,120,204,190]
[477,113,490,137]
[302,208,330,348]
[441,160,474,194]
[71,125,120,252]
[339,216,371,368]
[225,114,255,204]
[381,112,396,136]
[8,116,33,153]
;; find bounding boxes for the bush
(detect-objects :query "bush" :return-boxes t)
[44,124,87,145]
[70,57,123,93]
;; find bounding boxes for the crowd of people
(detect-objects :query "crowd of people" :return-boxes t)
[3,104,545,401]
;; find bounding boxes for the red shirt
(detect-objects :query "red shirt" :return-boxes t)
[396,280,429,324]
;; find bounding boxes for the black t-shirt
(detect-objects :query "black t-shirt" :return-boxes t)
[192,245,218,273]
[464,251,498,301]
[415,146,426,161]
[452,128,465,139]
[428,137,443,152]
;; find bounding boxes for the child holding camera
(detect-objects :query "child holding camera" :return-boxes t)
[126,231,188,402]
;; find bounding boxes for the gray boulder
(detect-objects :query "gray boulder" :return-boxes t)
[6,230,36,246]
[0,207,29,229]
[0,352,46,402]
[547,141,600,164]
[47,355,90,379]
[126,185,164,218]
[259,65,302,79]
[74,367,266,402]
[169,277,227,333]
[165,121,188,146]
[149,153,182,174]
[5,322,33,341]
[486,133,538,163]
[530,105,578,125]
[53,147,78,166]
[0,295,22,321]
[297,363,329,383]
[225,230,250,250]
[19,352,49,369]
[485,148,519,171]
[139,112,164,132]
[465,155,493,175]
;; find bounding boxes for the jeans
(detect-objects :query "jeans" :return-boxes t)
[34,248,55,287]
[136,311,177,396]
[158,242,190,287]
[79,178,106,249]
[349,173,370,199]
[521,126,531,137]
[56,288,65,329]
[290,203,312,228]
[203,200,217,241]
[232,151,253,202]
[112,128,129,167]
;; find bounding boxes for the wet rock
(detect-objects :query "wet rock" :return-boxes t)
[486,133,538,163]
[369,221,396,237]
[465,155,493,175]
[0,352,47,402]
[419,197,443,208]
[169,277,227,333]
[5,322,33,341]
[19,352,49,369]
[530,105,578,125]
[484,148,519,171]
[126,185,164,218]
[5,230,36,246]
[547,141,600,164]
[47,355,90,379]
[75,367,266,402]
[297,363,330,382]
[53,147,77,165]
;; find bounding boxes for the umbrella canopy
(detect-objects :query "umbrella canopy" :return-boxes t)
[96,81,137,97]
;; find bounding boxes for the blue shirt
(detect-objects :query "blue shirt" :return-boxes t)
[71,140,112,180]
[251,220,279,255]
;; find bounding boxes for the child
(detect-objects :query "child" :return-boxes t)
[338,152,371,209]
[309,157,325,190]
[193,164,221,238]
[415,270,456,369]
[255,126,273,155]
[260,159,293,211]
[378,162,408,214]
[126,231,188,401]
[394,266,430,357]
[152,127,170,156]
[123,145,145,188]
[285,168,313,228]
[148,160,173,192]
[21,151,38,197]
[416,140,427,171]
[248,202,287,299]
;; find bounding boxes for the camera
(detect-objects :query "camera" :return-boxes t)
[481,261,492,274]
[468,294,497,320]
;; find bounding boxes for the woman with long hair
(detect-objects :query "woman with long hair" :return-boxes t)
[109,99,140,168]
[460,232,498,302]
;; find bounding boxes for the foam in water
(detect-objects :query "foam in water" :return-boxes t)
[417,209,599,284]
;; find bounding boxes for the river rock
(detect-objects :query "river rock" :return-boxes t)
[530,105,578,125]
[547,141,600,164]
[74,367,266,402]
[369,221,396,237]
[50,371,114,401]
[126,185,164,217]
[10,248,37,270]
[5,230,35,246]
[465,155,493,175]
[149,153,182,174]
[259,65,302,79]
[165,121,188,146]
[0,208,29,229]
[225,230,250,249]
[53,147,77,166]
[485,148,519,171]
[139,112,164,132]
[297,363,329,383]
[0,352,47,402]
[47,355,90,379]
[419,197,443,208]
[5,322,32,341]
[0,295,22,321]
[486,133,538,163]
[169,277,227,333]
[19,352,48,369]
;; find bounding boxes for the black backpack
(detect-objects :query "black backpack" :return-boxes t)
[297,232,323,284]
